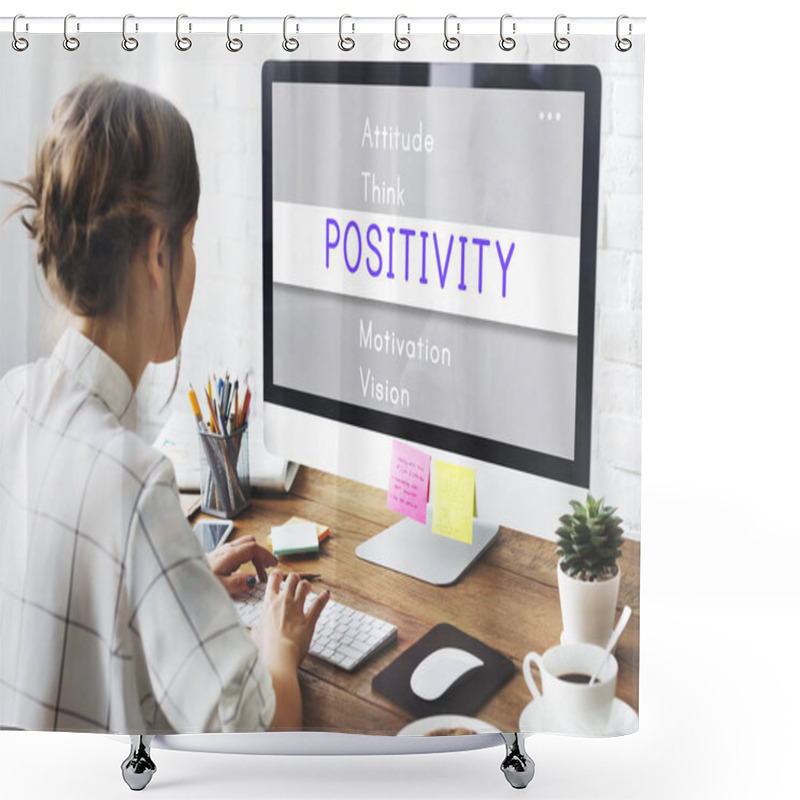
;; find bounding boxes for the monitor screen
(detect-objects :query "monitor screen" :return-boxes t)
[262,62,600,492]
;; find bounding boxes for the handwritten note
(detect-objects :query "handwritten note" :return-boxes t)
[432,460,475,544]
[387,440,431,524]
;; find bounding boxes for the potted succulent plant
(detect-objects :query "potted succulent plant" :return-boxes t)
[556,494,625,647]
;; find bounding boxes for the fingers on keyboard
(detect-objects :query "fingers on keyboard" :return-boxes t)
[235,585,396,672]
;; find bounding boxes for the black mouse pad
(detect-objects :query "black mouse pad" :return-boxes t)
[372,623,515,719]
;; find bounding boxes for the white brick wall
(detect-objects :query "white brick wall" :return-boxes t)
[592,48,644,539]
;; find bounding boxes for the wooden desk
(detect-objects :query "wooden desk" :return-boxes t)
[226,466,640,734]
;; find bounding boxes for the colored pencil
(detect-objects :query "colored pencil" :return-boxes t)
[241,387,252,426]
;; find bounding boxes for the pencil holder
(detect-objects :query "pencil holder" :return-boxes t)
[198,423,251,518]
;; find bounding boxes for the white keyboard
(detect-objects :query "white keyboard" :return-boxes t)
[234,581,397,672]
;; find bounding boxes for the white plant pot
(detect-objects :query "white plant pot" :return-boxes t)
[557,560,621,647]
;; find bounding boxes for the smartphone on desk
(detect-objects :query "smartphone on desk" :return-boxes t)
[193,519,234,553]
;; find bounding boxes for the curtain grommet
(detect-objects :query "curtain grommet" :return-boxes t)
[12,14,29,51]
[394,15,411,51]
[499,14,516,51]
[282,15,299,52]
[176,14,192,51]
[553,14,570,52]
[226,15,243,52]
[338,14,355,51]
[443,14,460,51]
[122,14,139,51]
[615,15,632,52]
[63,14,80,51]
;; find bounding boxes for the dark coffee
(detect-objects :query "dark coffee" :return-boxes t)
[557,672,592,684]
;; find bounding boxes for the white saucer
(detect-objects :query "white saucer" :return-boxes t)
[397,715,501,737]
[519,698,638,737]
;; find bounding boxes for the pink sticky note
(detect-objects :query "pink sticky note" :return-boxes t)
[387,440,431,524]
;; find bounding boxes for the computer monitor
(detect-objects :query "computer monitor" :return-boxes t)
[261,61,601,581]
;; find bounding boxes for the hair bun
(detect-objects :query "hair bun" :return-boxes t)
[7,77,199,317]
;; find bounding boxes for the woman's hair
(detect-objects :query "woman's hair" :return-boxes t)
[7,76,200,383]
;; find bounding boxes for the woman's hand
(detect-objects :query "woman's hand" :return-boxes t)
[252,572,328,730]
[252,571,329,668]
[206,535,277,595]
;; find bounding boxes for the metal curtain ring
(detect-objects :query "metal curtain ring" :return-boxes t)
[615,14,632,52]
[12,14,29,51]
[499,13,515,51]
[122,14,139,51]
[444,13,460,51]
[227,15,243,52]
[338,14,355,51]
[176,14,191,51]
[553,14,570,51]
[394,14,410,51]
[63,14,80,51]
[282,15,299,52]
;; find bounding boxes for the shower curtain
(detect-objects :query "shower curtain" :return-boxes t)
[0,15,644,743]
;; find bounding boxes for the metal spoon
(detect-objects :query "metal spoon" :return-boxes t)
[589,605,632,685]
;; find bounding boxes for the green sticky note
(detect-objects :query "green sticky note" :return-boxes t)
[432,460,475,544]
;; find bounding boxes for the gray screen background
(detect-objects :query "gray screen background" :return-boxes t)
[271,80,583,461]
[273,81,584,237]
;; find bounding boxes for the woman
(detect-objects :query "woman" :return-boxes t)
[0,77,327,734]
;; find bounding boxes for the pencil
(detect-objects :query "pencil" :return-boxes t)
[188,385,205,431]
[241,386,252,426]
[215,399,227,436]
[204,387,216,431]
[221,380,230,426]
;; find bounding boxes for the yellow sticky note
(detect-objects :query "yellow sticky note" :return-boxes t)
[432,460,475,544]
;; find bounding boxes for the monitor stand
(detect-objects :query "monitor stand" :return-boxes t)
[355,504,499,586]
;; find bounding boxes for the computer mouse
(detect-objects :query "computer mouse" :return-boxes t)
[410,647,485,701]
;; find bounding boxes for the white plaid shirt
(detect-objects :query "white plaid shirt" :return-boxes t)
[0,327,275,733]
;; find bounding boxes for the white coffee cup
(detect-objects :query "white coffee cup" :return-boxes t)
[523,643,618,735]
